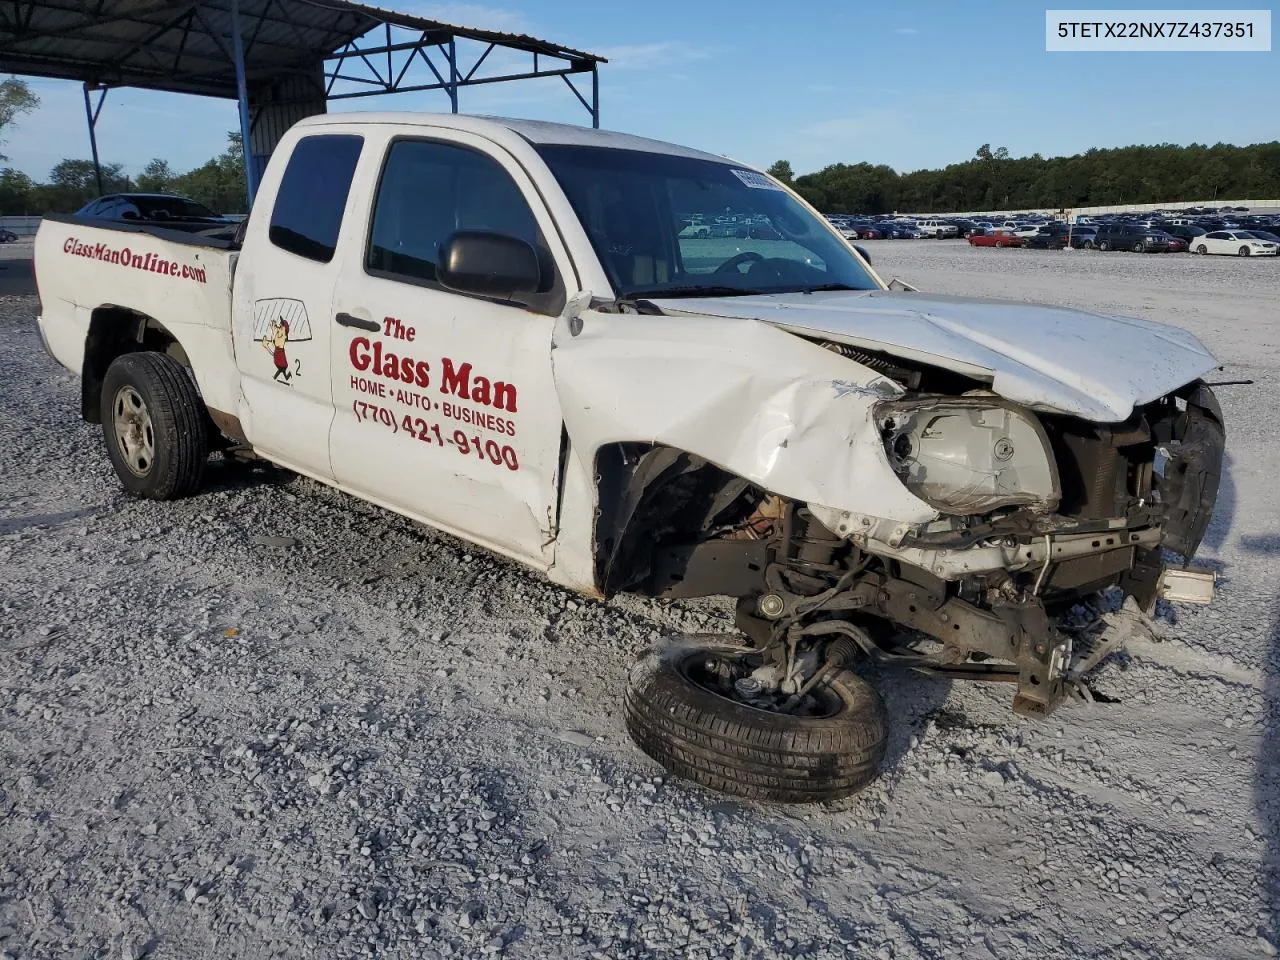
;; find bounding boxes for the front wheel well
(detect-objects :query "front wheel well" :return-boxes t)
[82,307,188,423]
[592,442,778,599]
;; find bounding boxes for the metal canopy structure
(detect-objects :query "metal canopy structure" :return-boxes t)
[0,0,606,201]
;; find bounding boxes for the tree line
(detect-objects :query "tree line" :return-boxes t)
[4,75,1280,218]
[0,76,247,215]
[770,140,1280,214]
[0,133,247,216]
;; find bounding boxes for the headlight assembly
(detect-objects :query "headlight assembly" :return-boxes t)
[877,396,1061,515]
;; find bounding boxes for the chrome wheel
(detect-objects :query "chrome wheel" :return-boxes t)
[112,385,155,476]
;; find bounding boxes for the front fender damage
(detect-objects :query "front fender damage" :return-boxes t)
[550,308,938,527]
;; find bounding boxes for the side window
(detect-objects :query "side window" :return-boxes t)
[269,134,364,263]
[366,139,544,287]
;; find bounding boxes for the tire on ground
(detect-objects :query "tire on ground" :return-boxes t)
[100,351,209,500]
[624,641,887,803]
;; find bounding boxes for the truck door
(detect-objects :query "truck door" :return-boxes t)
[232,133,364,479]
[328,131,574,567]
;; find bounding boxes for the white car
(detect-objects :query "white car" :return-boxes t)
[1011,224,1042,238]
[1191,230,1279,257]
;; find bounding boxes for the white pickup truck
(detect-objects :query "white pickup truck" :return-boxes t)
[35,113,1225,803]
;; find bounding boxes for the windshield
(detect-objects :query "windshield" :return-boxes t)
[534,145,878,299]
[133,196,219,219]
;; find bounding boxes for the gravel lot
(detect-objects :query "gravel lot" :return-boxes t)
[3,239,1279,959]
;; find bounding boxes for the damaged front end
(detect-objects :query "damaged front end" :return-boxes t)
[554,301,1224,721]
[594,378,1224,720]
[801,380,1225,716]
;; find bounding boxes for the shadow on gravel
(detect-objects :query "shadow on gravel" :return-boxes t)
[0,505,100,535]
[200,456,298,494]
[1259,602,1280,947]
[1240,534,1280,555]
[865,663,954,771]
[1201,451,1237,555]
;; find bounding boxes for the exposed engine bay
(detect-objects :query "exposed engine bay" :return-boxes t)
[594,341,1225,719]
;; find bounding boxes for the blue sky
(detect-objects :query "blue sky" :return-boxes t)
[4,0,1276,182]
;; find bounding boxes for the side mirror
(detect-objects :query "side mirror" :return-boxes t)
[853,243,872,264]
[438,230,541,301]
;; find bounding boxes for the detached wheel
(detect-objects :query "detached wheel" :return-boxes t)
[624,641,887,803]
[101,352,209,499]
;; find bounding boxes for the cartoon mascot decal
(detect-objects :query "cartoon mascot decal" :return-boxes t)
[251,298,313,385]
[262,316,292,382]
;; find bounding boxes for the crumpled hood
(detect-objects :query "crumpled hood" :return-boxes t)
[649,290,1219,421]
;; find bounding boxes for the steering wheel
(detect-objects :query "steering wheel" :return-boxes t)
[714,251,764,275]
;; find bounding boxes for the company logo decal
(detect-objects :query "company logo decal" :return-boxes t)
[253,298,312,384]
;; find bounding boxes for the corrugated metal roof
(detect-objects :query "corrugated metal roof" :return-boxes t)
[0,0,604,99]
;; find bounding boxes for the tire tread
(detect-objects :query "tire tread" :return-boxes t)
[624,645,887,803]
[100,352,208,500]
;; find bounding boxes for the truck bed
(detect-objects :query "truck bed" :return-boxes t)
[35,215,242,418]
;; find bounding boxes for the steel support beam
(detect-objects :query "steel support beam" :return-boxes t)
[229,0,258,203]
[318,34,599,124]
[447,36,458,113]
[82,83,107,197]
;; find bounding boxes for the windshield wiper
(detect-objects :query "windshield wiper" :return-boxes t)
[627,285,761,300]
[798,283,864,294]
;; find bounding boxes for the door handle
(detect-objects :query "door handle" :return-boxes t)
[336,312,379,332]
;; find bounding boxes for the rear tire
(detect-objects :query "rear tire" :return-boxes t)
[100,352,209,500]
[624,641,887,803]
[1196,244,1208,255]
[1132,241,1146,253]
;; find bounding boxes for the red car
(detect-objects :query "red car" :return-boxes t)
[968,229,1025,248]
[1159,234,1188,253]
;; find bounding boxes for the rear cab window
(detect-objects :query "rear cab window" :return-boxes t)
[269,134,364,262]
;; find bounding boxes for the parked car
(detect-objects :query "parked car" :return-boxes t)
[1010,224,1042,238]
[1094,223,1170,253]
[1068,227,1099,249]
[968,228,1025,247]
[1157,223,1208,244]
[1151,231,1187,253]
[0,228,17,243]
[747,219,782,241]
[850,224,885,240]
[75,193,235,233]
[1192,231,1280,256]
[1024,229,1068,249]
[916,219,959,239]
[1244,229,1280,247]
[679,215,711,239]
